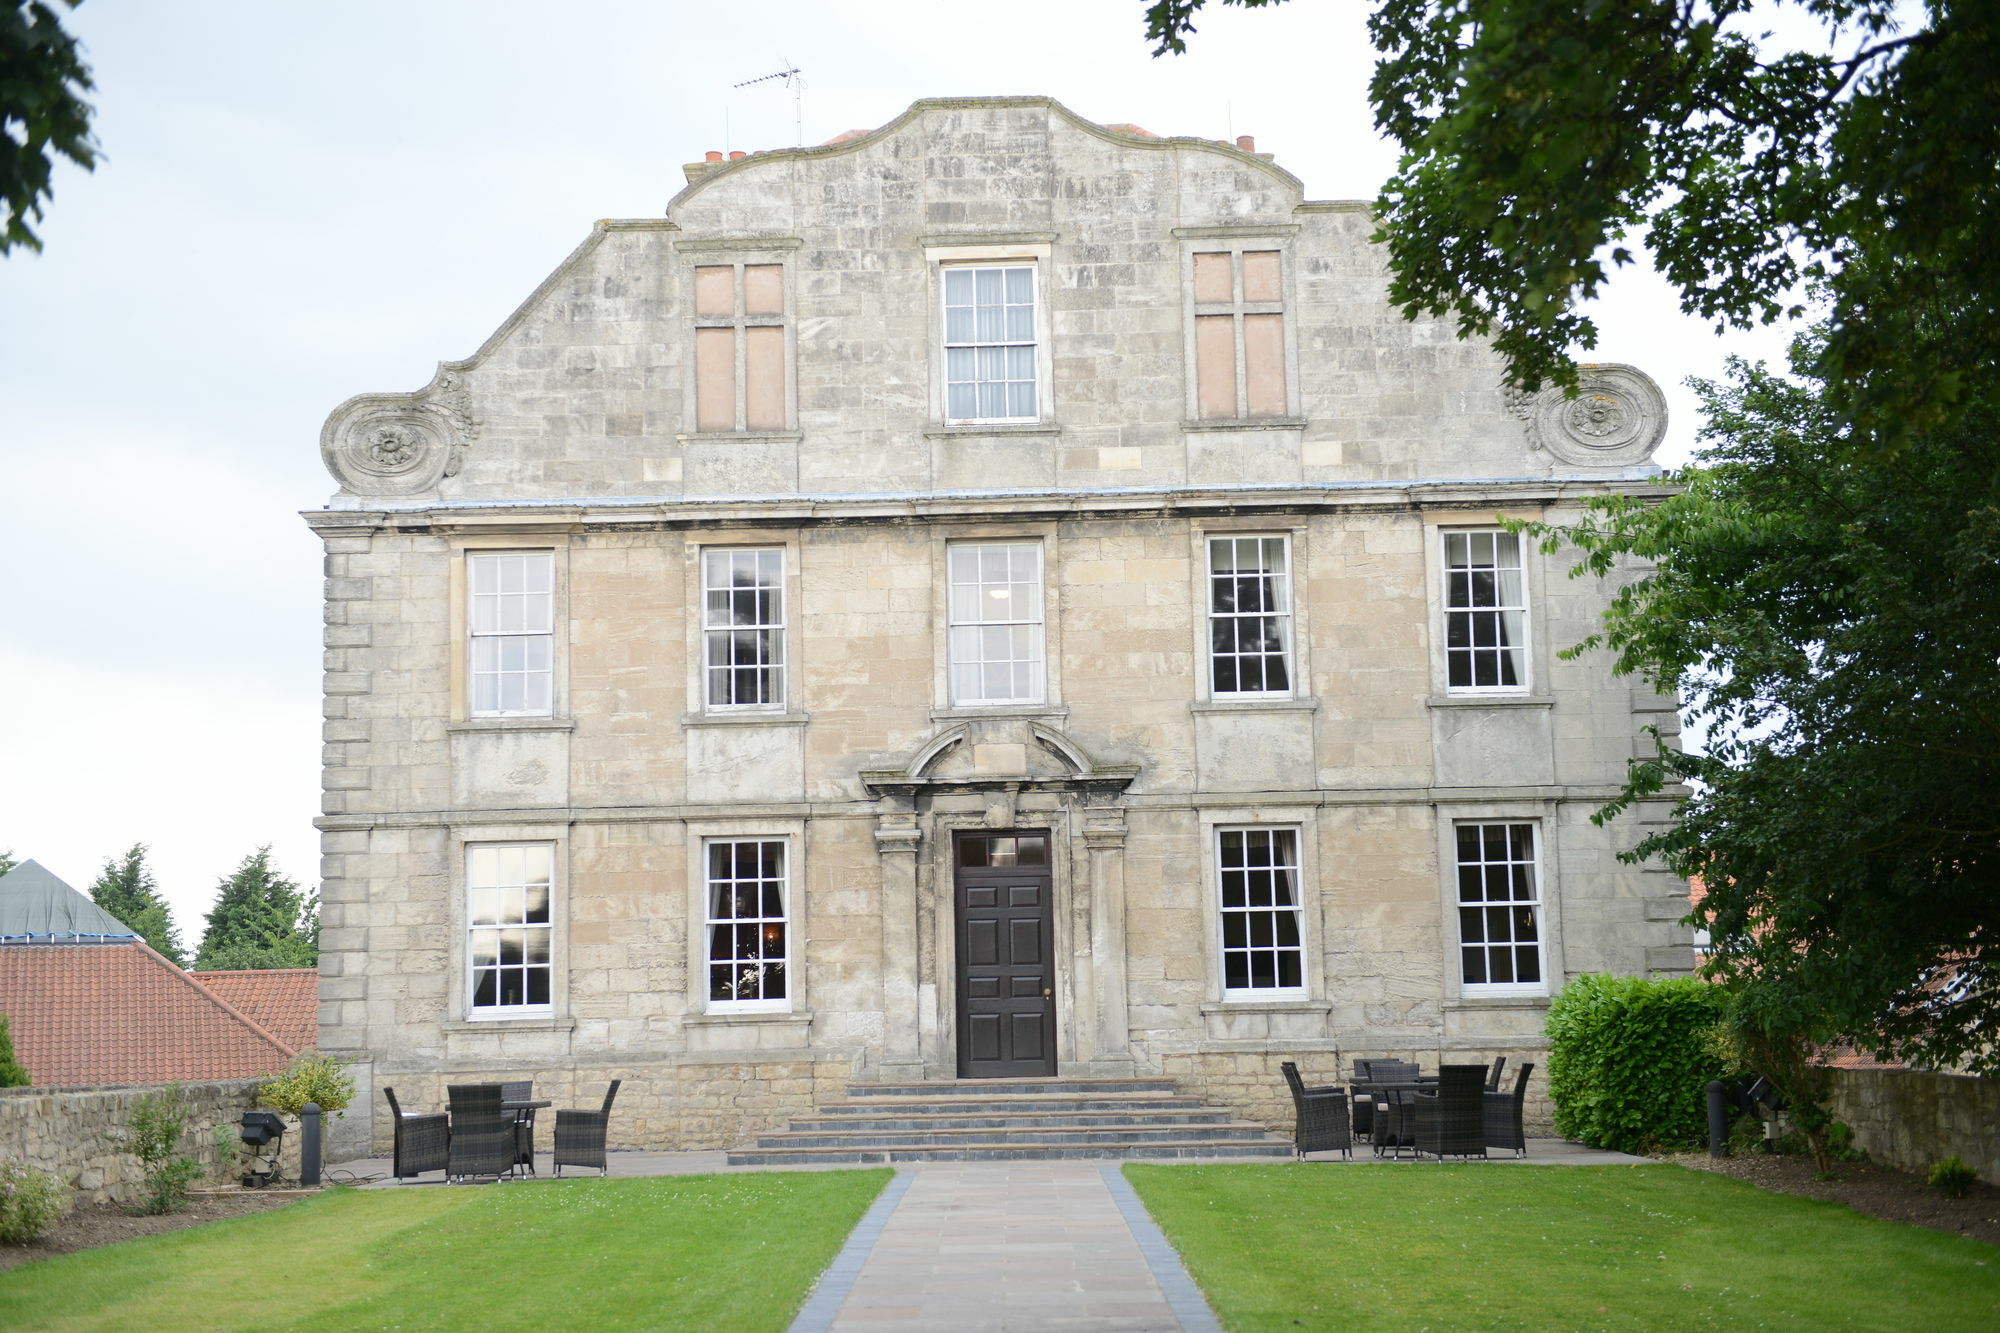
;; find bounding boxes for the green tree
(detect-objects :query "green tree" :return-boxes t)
[0,1014,30,1086]
[1,0,98,254]
[1144,1,1999,452]
[195,847,317,970]
[0,848,16,876]
[90,843,185,966]
[1517,327,1999,1079]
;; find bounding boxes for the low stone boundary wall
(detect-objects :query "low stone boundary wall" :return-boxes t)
[1828,1066,1999,1182]
[0,1080,280,1205]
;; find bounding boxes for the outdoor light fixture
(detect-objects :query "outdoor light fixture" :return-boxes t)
[239,1111,287,1187]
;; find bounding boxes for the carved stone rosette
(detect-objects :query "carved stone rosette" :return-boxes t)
[320,367,479,496]
[1515,363,1667,467]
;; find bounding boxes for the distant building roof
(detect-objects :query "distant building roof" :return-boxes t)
[189,969,318,1052]
[0,941,298,1087]
[0,860,140,942]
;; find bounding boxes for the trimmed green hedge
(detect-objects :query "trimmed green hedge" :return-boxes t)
[1545,973,1730,1153]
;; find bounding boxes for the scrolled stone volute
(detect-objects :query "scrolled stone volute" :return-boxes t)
[320,367,477,496]
[1514,363,1668,467]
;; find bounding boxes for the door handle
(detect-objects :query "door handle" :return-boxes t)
[1043,988,1052,998]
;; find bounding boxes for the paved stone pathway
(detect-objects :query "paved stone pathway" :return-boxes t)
[790,1162,1220,1333]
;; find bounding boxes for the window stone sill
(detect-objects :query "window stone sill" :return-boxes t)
[929,704,1071,722]
[447,717,577,733]
[1427,694,1553,709]
[1443,996,1551,1011]
[1190,697,1319,715]
[1200,1000,1331,1014]
[681,710,810,728]
[1182,417,1307,432]
[924,424,1062,438]
[682,431,803,444]
[441,1016,576,1033]
[683,1010,811,1027]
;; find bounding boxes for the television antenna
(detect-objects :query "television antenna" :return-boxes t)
[734,63,805,147]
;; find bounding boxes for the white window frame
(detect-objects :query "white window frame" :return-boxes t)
[465,841,556,1018]
[701,547,787,711]
[946,541,1046,707]
[1452,820,1548,998]
[702,836,792,1014]
[1442,528,1530,694]
[941,263,1040,424]
[1206,534,1294,698]
[1215,825,1309,1001]
[467,551,555,718]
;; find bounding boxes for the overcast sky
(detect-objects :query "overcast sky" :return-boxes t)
[0,0,1792,943]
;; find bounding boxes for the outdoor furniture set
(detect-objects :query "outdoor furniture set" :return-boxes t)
[382,1079,621,1182]
[1281,1057,1535,1161]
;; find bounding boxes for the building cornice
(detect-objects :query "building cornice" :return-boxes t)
[303,475,1674,536]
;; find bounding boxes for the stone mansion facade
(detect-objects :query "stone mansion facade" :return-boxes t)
[307,97,1693,1156]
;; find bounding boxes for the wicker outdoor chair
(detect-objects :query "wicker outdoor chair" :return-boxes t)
[1350,1059,1430,1137]
[1281,1061,1351,1159]
[446,1082,517,1182]
[1485,1061,1535,1158]
[382,1087,448,1181]
[553,1079,622,1178]
[1410,1064,1489,1161]
[1485,1055,1508,1093]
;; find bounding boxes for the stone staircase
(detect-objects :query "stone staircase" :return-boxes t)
[725,1075,1294,1165]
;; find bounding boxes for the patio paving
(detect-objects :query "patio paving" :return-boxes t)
[323,1140,1651,1331]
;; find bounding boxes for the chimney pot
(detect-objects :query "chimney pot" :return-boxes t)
[705,150,723,163]
[1236,135,1256,152]
[728,150,747,161]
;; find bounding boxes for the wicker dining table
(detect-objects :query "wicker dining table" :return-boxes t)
[502,1099,552,1174]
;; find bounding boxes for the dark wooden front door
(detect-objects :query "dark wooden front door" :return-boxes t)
[954,831,1056,1078]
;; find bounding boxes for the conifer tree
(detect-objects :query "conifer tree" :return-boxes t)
[90,843,185,966]
[195,848,316,970]
[0,1015,29,1087]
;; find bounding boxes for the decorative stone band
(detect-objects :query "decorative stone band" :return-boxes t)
[1509,362,1668,467]
[321,366,479,496]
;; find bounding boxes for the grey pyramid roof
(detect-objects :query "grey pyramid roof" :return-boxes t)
[0,860,141,942]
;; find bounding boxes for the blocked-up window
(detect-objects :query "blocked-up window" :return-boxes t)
[1444,530,1528,691]
[1193,249,1286,419]
[467,843,554,1014]
[468,551,553,717]
[694,262,787,432]
[703,547,785,709]
[1217,827,1305,997]
[1455,822,1545,995]
[706,839,788,1009]
[947,542,1044,705]
[943,265,1038,422]
[1208,535,1292,695]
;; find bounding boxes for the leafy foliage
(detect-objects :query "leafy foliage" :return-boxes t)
[258,1052,355,1118]
[1928,1155,1978,1198]
[90,843,185,966]
[0,1158,69,1243]
[0,0,98,255]
[1144,0,2000,453]
[125,1085,201,1215]
[0,848,16,876]
[1519,330,1999,1079]
[195,847,317,971]
[1544,972,1731,1153]
[0,1014,28,1087]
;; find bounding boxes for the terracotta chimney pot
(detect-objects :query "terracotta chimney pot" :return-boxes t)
[1236,135,1256,153]
[705,150,723,163]
[728,150,747,161]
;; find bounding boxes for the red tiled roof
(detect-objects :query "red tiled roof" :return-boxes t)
[0,942,297,1087]
[189,969,318,1052]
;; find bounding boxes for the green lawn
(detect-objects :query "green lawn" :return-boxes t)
[1125,1163,2000,1332]
[0,1171,891,1333]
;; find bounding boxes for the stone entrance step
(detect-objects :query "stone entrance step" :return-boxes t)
[725,1074,1292,1165]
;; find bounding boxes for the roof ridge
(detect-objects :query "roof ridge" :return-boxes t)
[190,968,318,980]
[131,942,303,1061]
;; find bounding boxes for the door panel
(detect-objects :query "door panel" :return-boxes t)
[955,831,1056,1077]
